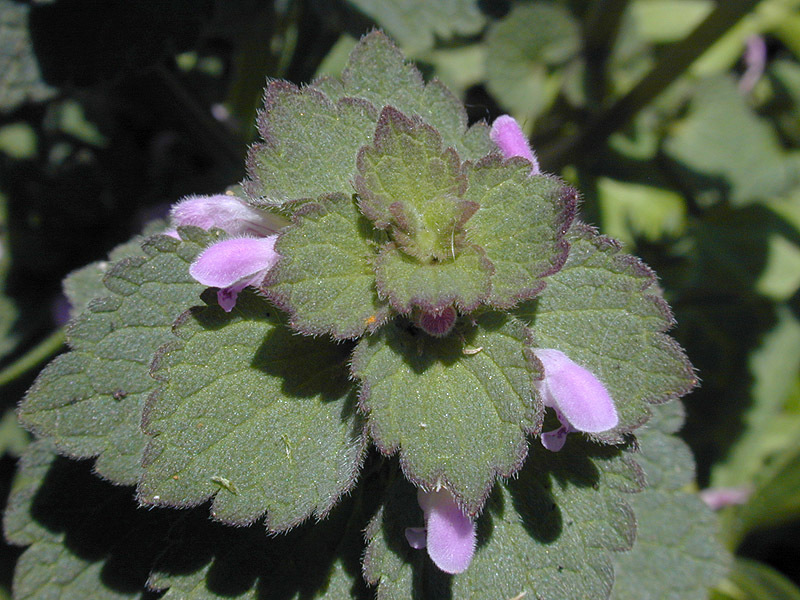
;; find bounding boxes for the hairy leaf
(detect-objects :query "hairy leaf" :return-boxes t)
[364,442,642,599]
[4,439,371,599]
[265,194,391,339]
[312,31,494,161]
[17,229,210,484]
[610,402,731,599]
[352,313,541,513]
[246,81,378,207]
[355,107,468,255]
[374,243,492,313]
[464,159,574,308]
[519,225,696,438]
[139,292,366,530]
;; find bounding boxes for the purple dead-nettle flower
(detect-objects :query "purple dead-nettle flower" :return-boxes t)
[169,193,286,237]
[405,488,476,575]
[416,306,458,337]
[490,115,540,175]
[168,192,287,312]
[190,236,280,312]
[534,349,618,452]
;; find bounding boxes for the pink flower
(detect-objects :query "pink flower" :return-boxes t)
[168,193,286,311]
[189,236,280,312]
[169,193,285,237]
[405,488,476,575]
[534,349,618,451]
[490,115,540,175]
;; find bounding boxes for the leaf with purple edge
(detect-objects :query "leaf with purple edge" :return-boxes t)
[245,81,377,208]
[351,312,541,514]
[264,193,391,339]
[139,292,366,531]
[312,31,494,162]
[355,106,468,255]
[517,224,697,439]
[464,158,575,309]
[374,242,492,314]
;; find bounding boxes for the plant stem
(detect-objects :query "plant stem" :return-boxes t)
[583,0,630,108]
[541,0,761,170]
[0,328,66,388]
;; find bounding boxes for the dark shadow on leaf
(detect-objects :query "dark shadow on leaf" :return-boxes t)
[506,436,614,545]
[188,290,356,403]
[366,465,453,600]
[16,444,372,599]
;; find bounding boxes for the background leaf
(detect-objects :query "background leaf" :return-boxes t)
[610,402,731,599]
[346,0,485,54]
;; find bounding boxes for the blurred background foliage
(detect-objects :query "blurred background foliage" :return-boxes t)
[2,0,800,597]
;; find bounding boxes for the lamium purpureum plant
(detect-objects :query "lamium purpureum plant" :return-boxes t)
[9,32,730,599]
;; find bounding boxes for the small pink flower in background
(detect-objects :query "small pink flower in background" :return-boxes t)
[168,193,287,311]
[490,115,540,175]
[699,486,752,511]
[739,35,767,94]
[405,488,476,574]
[534,349,618,452]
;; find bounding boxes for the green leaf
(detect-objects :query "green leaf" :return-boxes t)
[351,313,541,512]
[63,233,157,321]
[485,2,581,121]
[374,242,492,313]
[610,402,731,599]
[0,0,56,113]
[265,194,391,339]
[464,159,573,308]
[364,442,642,599]
[0,409,28,457]
[712,558,800,600]
[712,306,800,490]
[346,0,485,53]
[313,31,494,162]
[519,225,696,437]
[597,177,687,247]
[355,106,468,259]
[245,81,378,208]
[4,440,162,599]
[139,292,366,530]
[663,75,797,207]
[5,439,371,599]
[17,229,210,484]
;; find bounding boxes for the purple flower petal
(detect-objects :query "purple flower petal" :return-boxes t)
[535,348,618,433]
[418,489,476,575]
[171,194,287,237]
[490,115,540,175]
[404,527,428,549]
[541,424,571,452]
[189,236,279,289]
[417,306,457,337]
